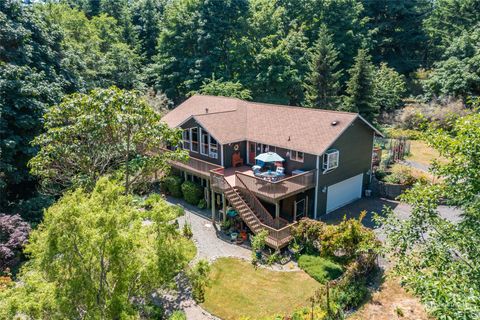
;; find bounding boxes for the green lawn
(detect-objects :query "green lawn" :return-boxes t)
[297,255,343,284]
[202,257,322,320]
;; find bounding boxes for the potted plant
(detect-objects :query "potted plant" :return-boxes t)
[220,219,232,233]
[251,230,268,263]
[288,240,303,259]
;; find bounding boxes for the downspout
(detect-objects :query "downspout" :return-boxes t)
[220,144,224,167]
[314,155,320,220]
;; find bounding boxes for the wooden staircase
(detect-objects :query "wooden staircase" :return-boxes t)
[211,169,295,250]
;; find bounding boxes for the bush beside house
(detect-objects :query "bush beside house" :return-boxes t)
[181,181,204,205]
[163,175,183,198]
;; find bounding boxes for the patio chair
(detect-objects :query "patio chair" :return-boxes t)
[252,165,262,176]
[275,166,285,178]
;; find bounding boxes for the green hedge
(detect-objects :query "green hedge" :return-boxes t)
[298,255,343,284]
[181,181,203,205]
[163,175,183,198]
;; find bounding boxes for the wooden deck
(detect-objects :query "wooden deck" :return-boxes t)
[224,166,316,202]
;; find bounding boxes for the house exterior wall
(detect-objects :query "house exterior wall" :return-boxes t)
[179,118,222,166]
[223,141,247,168]
[315,118,374,217]
[247,143,316,174]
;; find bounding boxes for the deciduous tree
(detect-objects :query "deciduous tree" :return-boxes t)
[377,109,480,319]
[29,87,186,195]
[0,178,192,319]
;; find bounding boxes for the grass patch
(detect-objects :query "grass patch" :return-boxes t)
[202,257,321,320]
[407,140,443,166]
[297,255,343,284]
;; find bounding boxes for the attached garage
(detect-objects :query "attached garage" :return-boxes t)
[326,173,363,213]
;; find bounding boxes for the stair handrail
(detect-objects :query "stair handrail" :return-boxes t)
[234,172,279,228]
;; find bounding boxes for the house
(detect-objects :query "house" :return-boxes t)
[161,95,382,249]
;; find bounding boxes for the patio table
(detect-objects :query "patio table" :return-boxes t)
[259,171,279,181]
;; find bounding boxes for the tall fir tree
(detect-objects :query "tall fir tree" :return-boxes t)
[343,49,378,123]
[303,26,342,109]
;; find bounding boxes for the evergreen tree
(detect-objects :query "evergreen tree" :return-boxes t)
[0,0,65,216]
[362,0,431,73]
[131,0,166,61]
[303,26,342,109]
[148,0,249,103]
[343,49,378,122]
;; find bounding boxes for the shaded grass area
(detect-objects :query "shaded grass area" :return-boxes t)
[297,255,343,284]
[202,257,322,320]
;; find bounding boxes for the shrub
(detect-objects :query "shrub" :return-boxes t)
[298,255,343,283]
[291,219,326,254]
[168,311,187,320]
[163,175,183,198]
[197,199,207,209]
[395,99,470,130]
[251,230,268,265]
[181,181,203,205]
[385,165,417,186]
[335,278,369,310]
[187,260,211,303]
[182,223,193,239]
[0,214,31,273]
[143,193,163,209]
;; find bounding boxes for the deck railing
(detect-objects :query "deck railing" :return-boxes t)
[235,169,317,201]
[159,147,223,178]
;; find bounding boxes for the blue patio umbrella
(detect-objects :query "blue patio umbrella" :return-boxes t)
[255,152,284,163]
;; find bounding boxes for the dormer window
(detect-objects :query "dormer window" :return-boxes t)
[323,150,339,172]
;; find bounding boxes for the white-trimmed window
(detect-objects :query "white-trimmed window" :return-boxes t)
[182,129,191,150]
[323,150,339,171]
[290,150,304,162]
[209,136,218,159]
[200,128,209,155]
[190,127,199,152]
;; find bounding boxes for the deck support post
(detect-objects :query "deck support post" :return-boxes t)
[183,171,188,181]
[222,194,226,222]
[275,202,280,219]
[211,188,215,222]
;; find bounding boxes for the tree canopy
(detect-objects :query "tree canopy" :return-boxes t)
[377,109,480,318]
[29,87,186,195]
[0,178,192,319]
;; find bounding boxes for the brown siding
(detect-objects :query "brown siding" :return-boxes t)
[223,141,247,168]
[316,118,374,217]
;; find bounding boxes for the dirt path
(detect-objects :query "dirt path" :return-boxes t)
[350,276,432,320]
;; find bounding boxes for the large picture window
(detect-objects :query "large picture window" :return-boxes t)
[200,128,209,155]
[182,129,191,150]
[190,127,199,152]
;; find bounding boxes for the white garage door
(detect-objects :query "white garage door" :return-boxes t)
[326,173,363,213]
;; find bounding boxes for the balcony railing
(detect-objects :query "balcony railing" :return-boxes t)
[160,147,223,178]
[235,169,317,201]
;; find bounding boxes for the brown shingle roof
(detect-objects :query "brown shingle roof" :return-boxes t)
[162,95,378,156]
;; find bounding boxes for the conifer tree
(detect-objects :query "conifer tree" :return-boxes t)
[303,26,342,109]
[343,49,378,123]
